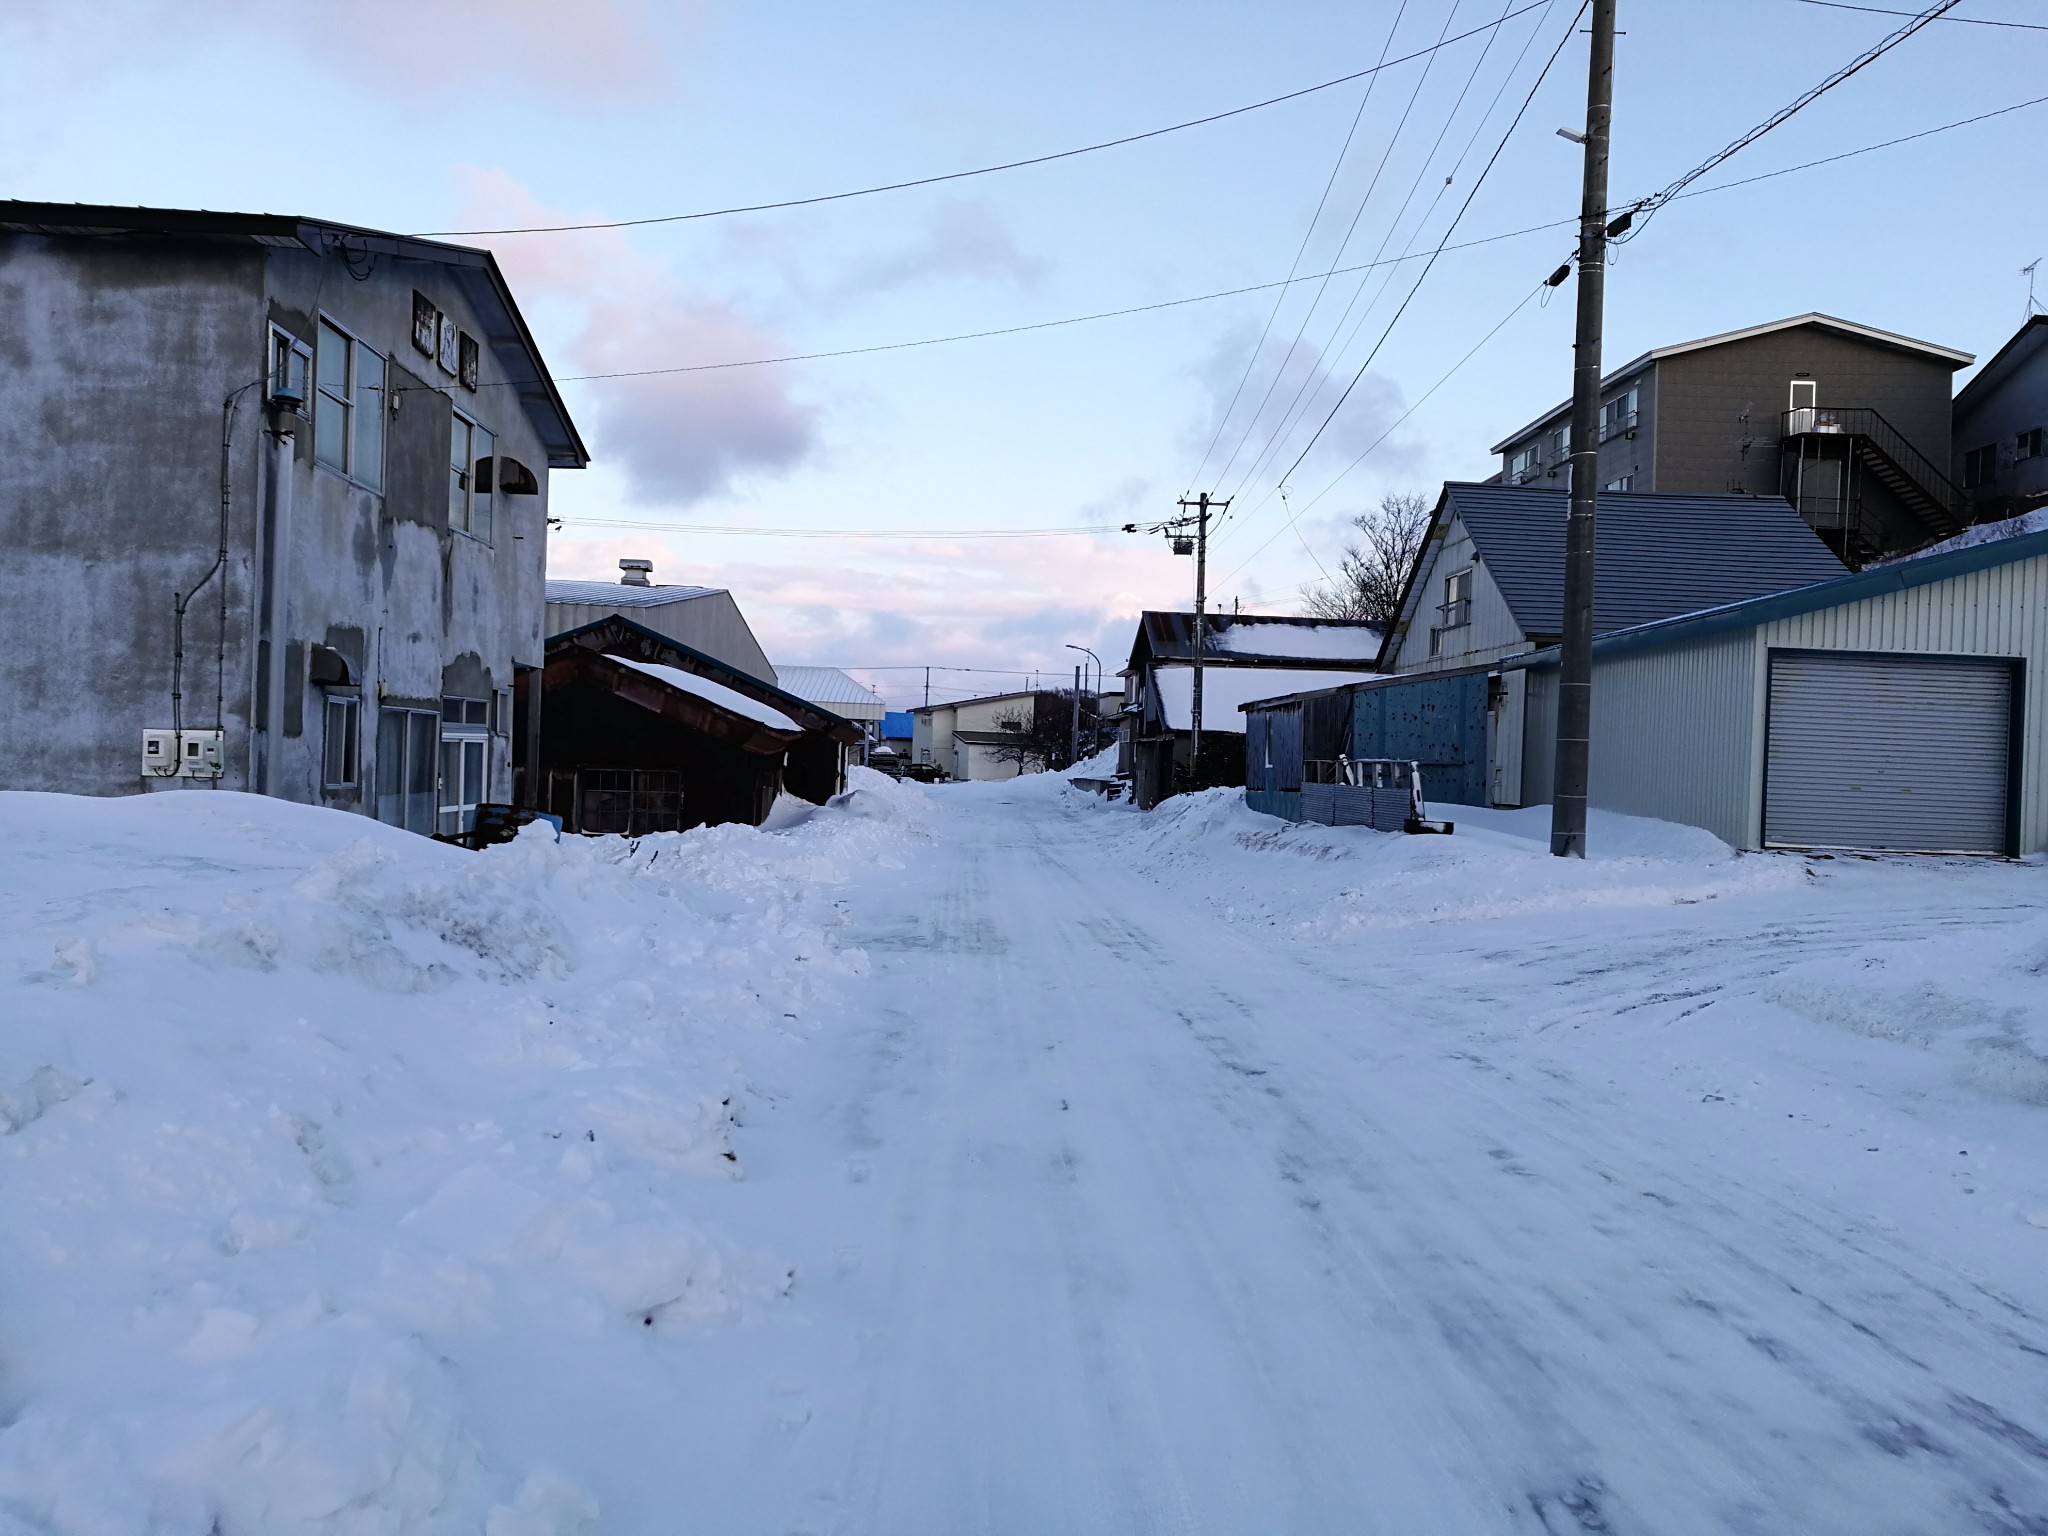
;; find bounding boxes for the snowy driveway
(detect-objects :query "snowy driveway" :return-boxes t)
[753,781,2048,1535]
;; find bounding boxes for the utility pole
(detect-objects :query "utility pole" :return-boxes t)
[1070,665,1082,766]
[923,666,930,708]
[1176,493,1226,783]
[1550,0,1617,860]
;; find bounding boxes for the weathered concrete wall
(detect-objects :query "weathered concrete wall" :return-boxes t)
[0,234,267,794]
[0,231,558,823]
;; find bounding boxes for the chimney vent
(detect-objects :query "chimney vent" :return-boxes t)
[619,558,653,587]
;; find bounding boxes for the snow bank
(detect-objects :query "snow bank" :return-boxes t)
[1092,788,1805,932]
[0,784,913,1535]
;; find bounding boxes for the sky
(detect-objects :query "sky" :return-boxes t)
[5,0,2046,706]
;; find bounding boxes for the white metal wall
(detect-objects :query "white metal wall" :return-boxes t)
[1386,513,1533,674]
[1588,629,1759,847]
[544,591,775,682]
[1757,551,2048,852]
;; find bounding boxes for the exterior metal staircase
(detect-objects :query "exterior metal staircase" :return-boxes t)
[1781,407,1968,561]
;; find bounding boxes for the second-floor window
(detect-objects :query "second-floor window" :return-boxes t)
[1507,444,1540,482]
[1548,426,1571,463]
[2017,428,2044,462]
[1599,387,1639,440]
[449,413,495,542]
[1963,444,1998,489]
[1441,568,1473,629]
[314,319,386,491]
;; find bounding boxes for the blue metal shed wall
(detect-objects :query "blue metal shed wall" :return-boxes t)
[1349,671,1492,806]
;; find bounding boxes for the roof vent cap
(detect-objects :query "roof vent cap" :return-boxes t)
[619,558,653,587]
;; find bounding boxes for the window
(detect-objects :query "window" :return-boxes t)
[322,694,360,788]
[577,769,684,835]
[1603,474,1635,493]
[1507,444,1540,482]
[1548,426,1571,462]
[1963,443,1998,489]
[376,708,440,834]
[449,414,495,542]
[1598,386,1639,440]
[314,319,386,490]
[439,696,491,836]
[2018,428,2045,462]
[1440,568,1473,628]
[269,326,310,408]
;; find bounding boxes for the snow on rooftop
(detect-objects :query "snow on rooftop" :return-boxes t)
[613,657,800,732]
[546,579,724,608]
[1153,664,1378,732]
[1209,620,1382,662]
[1884,508,2048,565]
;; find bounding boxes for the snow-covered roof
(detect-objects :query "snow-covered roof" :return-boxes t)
[1207,620,1383,662]
[612,657,800,732]
[545,580,724,608]
[1153,665,1378,733]
[773,665,886,712]
[1884,508,2048,564]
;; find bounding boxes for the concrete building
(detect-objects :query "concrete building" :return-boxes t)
[0,201,586,833]
[1505,528,2048,855]
[1490,313,1973,564]
[545,562,773,681]
[1953,313,2048,526]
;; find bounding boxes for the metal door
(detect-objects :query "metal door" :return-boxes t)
[1764,650,2015,854]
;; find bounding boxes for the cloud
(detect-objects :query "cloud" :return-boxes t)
[545,521,1182,707]
[807,200,1048,309]
[5,0,681,106]
[456,169,819,505]
[1184,320,1417,493]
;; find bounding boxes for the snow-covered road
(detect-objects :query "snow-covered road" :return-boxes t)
[5,775,2048,1534]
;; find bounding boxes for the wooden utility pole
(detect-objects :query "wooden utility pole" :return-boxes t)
[1550,0,1617,859]
[1176,493,1226,780]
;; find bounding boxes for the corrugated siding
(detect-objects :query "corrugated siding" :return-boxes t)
[1760,550,2048,851]
[1246,788,1302,821]
[1521,665,1557,808]
[1389,513,1529,673]
[1585,628,1758,848]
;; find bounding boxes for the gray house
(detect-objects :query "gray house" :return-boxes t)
[1953,313,2048,525]
[0,201,586,832]
[545,559,776,682]
[1490,313,1972,564]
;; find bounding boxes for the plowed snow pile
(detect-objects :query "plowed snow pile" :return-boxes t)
[0,775,920,1534]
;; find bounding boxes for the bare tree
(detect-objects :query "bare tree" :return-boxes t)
[983,692,1102,774]
[1303,491,1433,627]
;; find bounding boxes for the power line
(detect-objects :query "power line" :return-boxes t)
[556,517,1116,539]
[1274,0,1584,491]
[1181,0,1414,501]
[1614,0,1962,242]
[438,86,2047,396]
[1790,0,2048,28]
[418,3,1552,238]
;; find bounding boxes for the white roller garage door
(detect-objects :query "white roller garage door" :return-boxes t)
[1764,651,2014,854]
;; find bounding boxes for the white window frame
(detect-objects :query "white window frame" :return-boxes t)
[1507,444,1540,482]
[438,696,492,835]
[449,411,495,544]
[1599,386,1640,441]
[269,325,311,410]
[313,315,387,492]
[322,692,361,789]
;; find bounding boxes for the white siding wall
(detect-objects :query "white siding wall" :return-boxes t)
[1387,513,1530,673]
[1757,551,2048,852]
[544,591,774,681]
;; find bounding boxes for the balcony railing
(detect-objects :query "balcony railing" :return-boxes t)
[1438,598,1472,629]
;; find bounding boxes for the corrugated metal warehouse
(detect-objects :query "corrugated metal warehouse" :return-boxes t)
[1510,528,2048,855]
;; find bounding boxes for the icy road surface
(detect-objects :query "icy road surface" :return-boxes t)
[3,773,2048,1533]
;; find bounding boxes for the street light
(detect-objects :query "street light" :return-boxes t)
[1066,643,1103,755]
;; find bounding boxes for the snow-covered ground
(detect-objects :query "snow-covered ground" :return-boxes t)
[3,772,2048,1533]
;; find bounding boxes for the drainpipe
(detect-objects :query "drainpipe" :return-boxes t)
[257,393,300,795]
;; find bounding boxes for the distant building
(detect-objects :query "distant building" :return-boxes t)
[545,561,774,681]
[772,666,886,729]
[910,690,1051,781]
[1489,312,1973,564]
[1952,313,2048,526]
[1118,613,1382,809]
[0,200,587,834]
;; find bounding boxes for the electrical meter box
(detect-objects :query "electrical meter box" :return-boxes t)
[143,729,223,779]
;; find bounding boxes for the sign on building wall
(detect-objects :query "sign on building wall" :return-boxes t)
[437,313,459,376]
[458,332,479,391]
[412,291,437,357]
